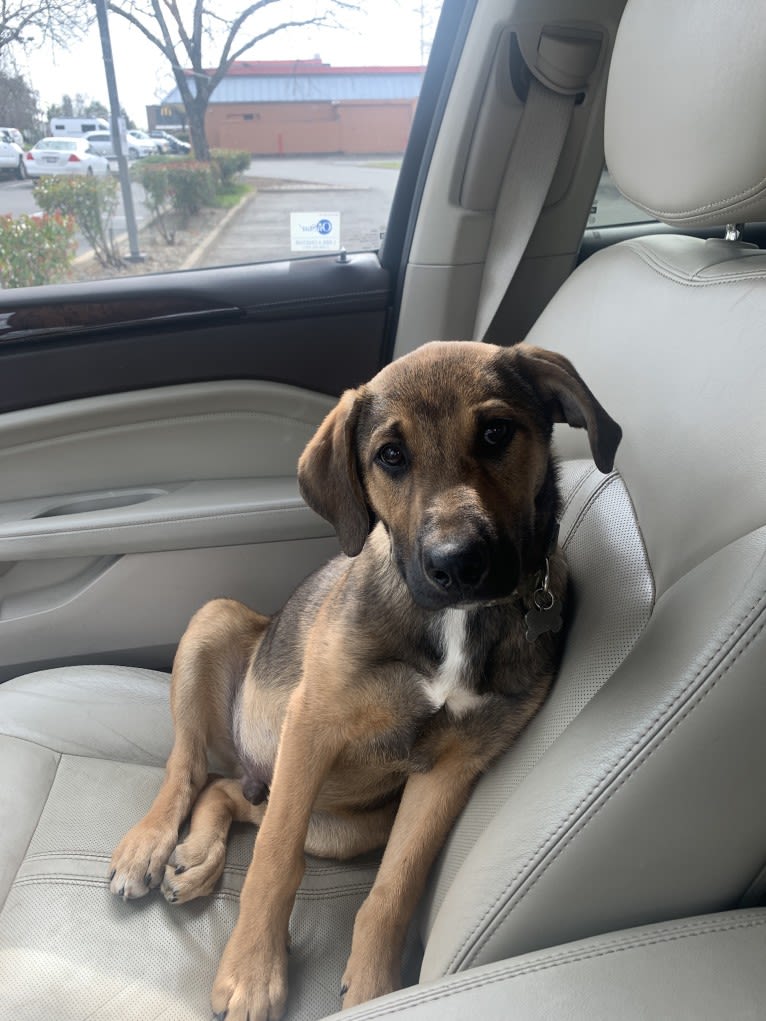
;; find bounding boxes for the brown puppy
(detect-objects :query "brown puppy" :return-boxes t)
[109,341,621,1021]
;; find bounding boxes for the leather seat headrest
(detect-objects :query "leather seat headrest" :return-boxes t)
[605,0,766,227]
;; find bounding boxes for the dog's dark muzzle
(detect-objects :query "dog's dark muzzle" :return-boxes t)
[407,534,521,610]
[424,539,489,595]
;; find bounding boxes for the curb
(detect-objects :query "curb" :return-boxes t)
[181,188,258,270]
[70,187,257,271]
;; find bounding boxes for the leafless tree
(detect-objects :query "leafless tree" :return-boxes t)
[105,0,358,161]
[0,0,88,56]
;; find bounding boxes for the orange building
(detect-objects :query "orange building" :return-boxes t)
[149,58,425,156]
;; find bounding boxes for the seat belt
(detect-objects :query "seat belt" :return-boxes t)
[474,76,577,342]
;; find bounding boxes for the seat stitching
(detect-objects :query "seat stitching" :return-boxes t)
[618,171,766,217]
[559,464,598,516]
[10,875,375,901]
[447,573,766,972]
[346,915,766,1018]
[0,732,166,767]
[22,851,376,876]
[566,470,657,605]
[622,242,766,287]
[0,749,62,914]
[24,851,111,861]
[561,474,619,552]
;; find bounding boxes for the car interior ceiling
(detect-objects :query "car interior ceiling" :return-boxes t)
[1,0,766,1019]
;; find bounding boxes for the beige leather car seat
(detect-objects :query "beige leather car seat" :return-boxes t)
[2,0,766,1018]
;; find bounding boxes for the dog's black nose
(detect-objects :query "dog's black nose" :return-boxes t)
[424,541,489,595]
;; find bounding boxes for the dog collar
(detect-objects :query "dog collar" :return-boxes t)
[524,519,563,642]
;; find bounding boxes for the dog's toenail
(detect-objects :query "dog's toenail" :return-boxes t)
[175,864,186,874]
[340,984,349,997]
[212,1012,228,1021]
[108,869,115,881]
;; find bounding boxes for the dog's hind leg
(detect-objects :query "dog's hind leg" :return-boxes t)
[162,777,262,903]
[109,598,268,900]
[164,777,397,904]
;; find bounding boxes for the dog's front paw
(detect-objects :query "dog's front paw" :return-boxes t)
[341,946,400,1009]
[211,927,289,1021]
[109,820,177,900]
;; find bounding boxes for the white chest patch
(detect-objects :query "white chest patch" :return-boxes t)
[425,608,487,717]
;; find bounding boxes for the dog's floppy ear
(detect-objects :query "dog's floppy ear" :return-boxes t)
[514,344,622,473]
[298,388,371,557]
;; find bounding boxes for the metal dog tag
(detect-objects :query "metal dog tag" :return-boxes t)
[524,594,563,643]
[524,554,563,642]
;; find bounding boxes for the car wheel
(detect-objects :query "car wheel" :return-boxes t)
[16,157,28,181]
[86,166,94,176]
[129,147,138,159]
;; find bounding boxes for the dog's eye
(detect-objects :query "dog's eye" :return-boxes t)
[377,444,407,469]
[481,419,515,449]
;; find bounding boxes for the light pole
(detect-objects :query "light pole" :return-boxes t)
[92,0,144,262]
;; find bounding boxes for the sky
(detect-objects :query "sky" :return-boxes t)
[20,2,440,128]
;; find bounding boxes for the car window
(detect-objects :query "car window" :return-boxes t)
[34,140,76,151]
[588,167,654,228]
[1,2,445,290]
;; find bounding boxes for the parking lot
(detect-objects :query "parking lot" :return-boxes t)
[0,156,398,267]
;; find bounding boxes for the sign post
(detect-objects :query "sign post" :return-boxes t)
[92,0,144,262]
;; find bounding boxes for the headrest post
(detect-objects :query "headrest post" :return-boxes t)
[724,223,745,242]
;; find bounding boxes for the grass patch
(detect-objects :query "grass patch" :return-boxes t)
[360,159,402,170]
[213,181,253,208]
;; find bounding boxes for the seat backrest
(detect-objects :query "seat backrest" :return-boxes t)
[418,0,766,982]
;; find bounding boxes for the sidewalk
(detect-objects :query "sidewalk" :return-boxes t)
[191,157,398,268]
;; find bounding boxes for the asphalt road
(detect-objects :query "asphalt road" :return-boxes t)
[203,156,401,267]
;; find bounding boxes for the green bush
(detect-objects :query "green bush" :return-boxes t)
[165,161,217,224]
[34,175,122,268]
[134,161,176,244]
[135,159,218,234]
[0,212,76,288]
[210,149,251,187]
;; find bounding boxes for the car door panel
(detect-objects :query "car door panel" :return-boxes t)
[0,538,340,683]
[0,378,339,681]
[0,239,387,687]
[0,253,390,413]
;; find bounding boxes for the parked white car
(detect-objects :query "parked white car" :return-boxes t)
[149,130,190,154]
[23,137,111,177]
[126,130,161,157]
[84,131,115,158]
[0,126,24,146]
[0,130,26,179]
